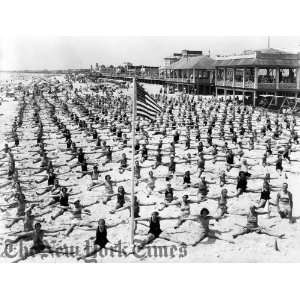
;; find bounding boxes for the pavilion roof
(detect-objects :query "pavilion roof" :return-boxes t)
[215,57,300,67]
[215,48,300,68]
[166,55,215,70]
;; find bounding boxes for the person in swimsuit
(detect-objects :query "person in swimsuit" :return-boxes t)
[87,165,112,191]
[64,199,100,236]
[276,183,294,223]
[233,206,285,239]
[118,153,130,174]
[108,186,132,209]
[10,222,67,263]
[135,211,183,249]
[77,218,126,261]
[275,154,283,176]
[161,195,201,229]
[207,188,237,216]
[158,183,183,209]
[183,208,234,246]
[236,171,248,196]
[99,174,129,204]
[176,170,197,188]
[109,195,156,233]
[192,176,215,202]
[142,171,162,197]
[4,204,49,233]
[255,182,276,217]
[47,187,80,220]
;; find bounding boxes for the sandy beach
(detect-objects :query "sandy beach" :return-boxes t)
[0,73,300,263]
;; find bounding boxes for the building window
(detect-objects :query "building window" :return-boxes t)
[258,68,276,83]
[201,71,209,79]
[279,68,296,83]
[245,68,254,83]
[226,68,233,81]
[217,69,224,81]
[235,68,243,83]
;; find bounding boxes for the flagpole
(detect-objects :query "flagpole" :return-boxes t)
[130,77,137,246]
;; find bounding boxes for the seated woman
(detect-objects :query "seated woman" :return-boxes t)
[233,205,285,239]
[276,183,294,223]
[107,186,132,210]
[176,170,197,189]
[87,165,112,191]
[4,204,49,235]
[8,222,67,263]
[160,195,199,229]
[192,175,216,202]
[64,199,100,236]
[77,218,126,261]
[255,181,278,216]
[206,188,237,217]
[157,183,183,209]
[41,187,80,220]
[183,208,234,246]
[135,211,183,249]
[100,174,129,204]
[117,153,130,174]
[139,170,165,197]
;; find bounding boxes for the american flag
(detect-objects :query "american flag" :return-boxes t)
[135,82,161,121]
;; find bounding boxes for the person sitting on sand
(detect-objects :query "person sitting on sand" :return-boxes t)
[160,194,202,228]
[182,208,234,245]
[77,218,126,261]
[206,188,237,217]
[64,199,100,236]
[135,211,183,249]
[192,175,216,202]
[232,205,285,239]
[276,183,294,223]
[7,222,67,263]
[4,204,49,233]
[87,165,112,191]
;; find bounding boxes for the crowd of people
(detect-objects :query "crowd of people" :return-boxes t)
[0,73,299,262]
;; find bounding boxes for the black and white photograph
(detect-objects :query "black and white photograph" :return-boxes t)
[0,0,299,299]
[1,35,300,263]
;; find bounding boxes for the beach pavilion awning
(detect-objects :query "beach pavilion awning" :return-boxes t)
[215,58,300,68]
[166,55,215,70]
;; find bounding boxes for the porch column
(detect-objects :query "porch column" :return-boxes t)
[242,68,245,89]
[253,91,257,107]
[254,67,258,89]
[232,68,235,87]
[223,68,226,86]
[276,67,280,89]
[215,69,217,86]
[193,69,196,84]
[297,67,300,90]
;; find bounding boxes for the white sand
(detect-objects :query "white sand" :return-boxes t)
[0,74,300,263]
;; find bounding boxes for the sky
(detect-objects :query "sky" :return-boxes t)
[1,36,300,71]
